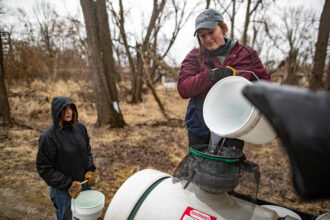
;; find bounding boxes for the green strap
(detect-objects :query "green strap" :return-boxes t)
[190,148,239,163]
[127,176,170,220]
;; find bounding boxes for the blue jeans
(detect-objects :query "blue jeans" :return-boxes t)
[50,185,91,220]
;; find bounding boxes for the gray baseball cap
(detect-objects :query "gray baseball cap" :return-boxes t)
[194,9,224,36]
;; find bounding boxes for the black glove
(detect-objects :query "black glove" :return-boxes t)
[208,66,235,83]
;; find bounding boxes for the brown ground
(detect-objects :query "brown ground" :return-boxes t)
[0,79,329,219]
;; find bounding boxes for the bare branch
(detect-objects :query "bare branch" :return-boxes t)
[147,48,178,81]
[137,48,168,119]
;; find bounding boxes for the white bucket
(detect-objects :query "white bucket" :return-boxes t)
[203,76,276,144]
[71,190,105,220]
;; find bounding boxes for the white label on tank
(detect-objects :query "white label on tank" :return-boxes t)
[180,207,217,220]
[182,216,197,220]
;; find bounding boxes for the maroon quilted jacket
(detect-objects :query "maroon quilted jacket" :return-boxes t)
[178,41,271,101]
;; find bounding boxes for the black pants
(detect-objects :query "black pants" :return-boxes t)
[188,132,210,148]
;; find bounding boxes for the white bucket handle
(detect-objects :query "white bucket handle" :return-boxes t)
[236,70,260,81]
[72,199,76,214]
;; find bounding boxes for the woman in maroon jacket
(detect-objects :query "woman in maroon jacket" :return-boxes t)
[177,8,271,147]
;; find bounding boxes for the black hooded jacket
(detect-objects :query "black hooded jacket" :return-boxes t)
[36,96,96,189]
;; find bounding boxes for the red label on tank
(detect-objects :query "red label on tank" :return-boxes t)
[180,207,217,220]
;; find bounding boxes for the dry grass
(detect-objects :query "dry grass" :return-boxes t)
[0,79,329,219]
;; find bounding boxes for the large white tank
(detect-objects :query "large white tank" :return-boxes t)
[104,169,300,220]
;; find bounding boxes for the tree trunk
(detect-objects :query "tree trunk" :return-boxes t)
[96,1,119,101]
[111,0,188,103]
[327,56,330,91]
[131,0,166,104]
[284,49,298,85]
[110,0,140,103]
[132,50,143,103]
[242,0,251,45]
[80,0,126,127]
[230,0,236,40]
[147,48,178,81]
[310,0,330,90]
[206,0,210,9]
[138,49,168,119]
[0,31,11,124]
[242,0,262,45]
[117,0,138,100]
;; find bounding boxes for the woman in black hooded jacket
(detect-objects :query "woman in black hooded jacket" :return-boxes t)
[36,96,96,220]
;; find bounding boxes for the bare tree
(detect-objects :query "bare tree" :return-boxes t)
[0,29,11,124]
[65,17,88,58]
[262,7,317,85]
[80,0,126,127]
[160,0,195,59]
[138,48,168,119]
[230,0,236,40]
[0,0,12,124]
[206,0,211,9]
[147,48,178,80]
[213,0,237,40]
[310,0,330,90]
[146,0,196,85]
[108,0,138,102]
[4,9,52,86]
[110,0,166,103]
[241,0,262,45]
[110,0,195,105]
[33,2,59,78]
[131,0,166,103]
[327,56,330,91]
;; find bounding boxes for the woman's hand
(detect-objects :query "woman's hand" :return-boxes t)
[68,181,82,198]
[208,66,236,83]
[84,171,96,186]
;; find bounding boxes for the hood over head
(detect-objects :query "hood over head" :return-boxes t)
[51,96,78,127]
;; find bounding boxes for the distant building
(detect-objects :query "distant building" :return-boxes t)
[161,75,177,88]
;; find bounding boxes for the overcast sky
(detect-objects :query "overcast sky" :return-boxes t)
[3,0,325,65]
